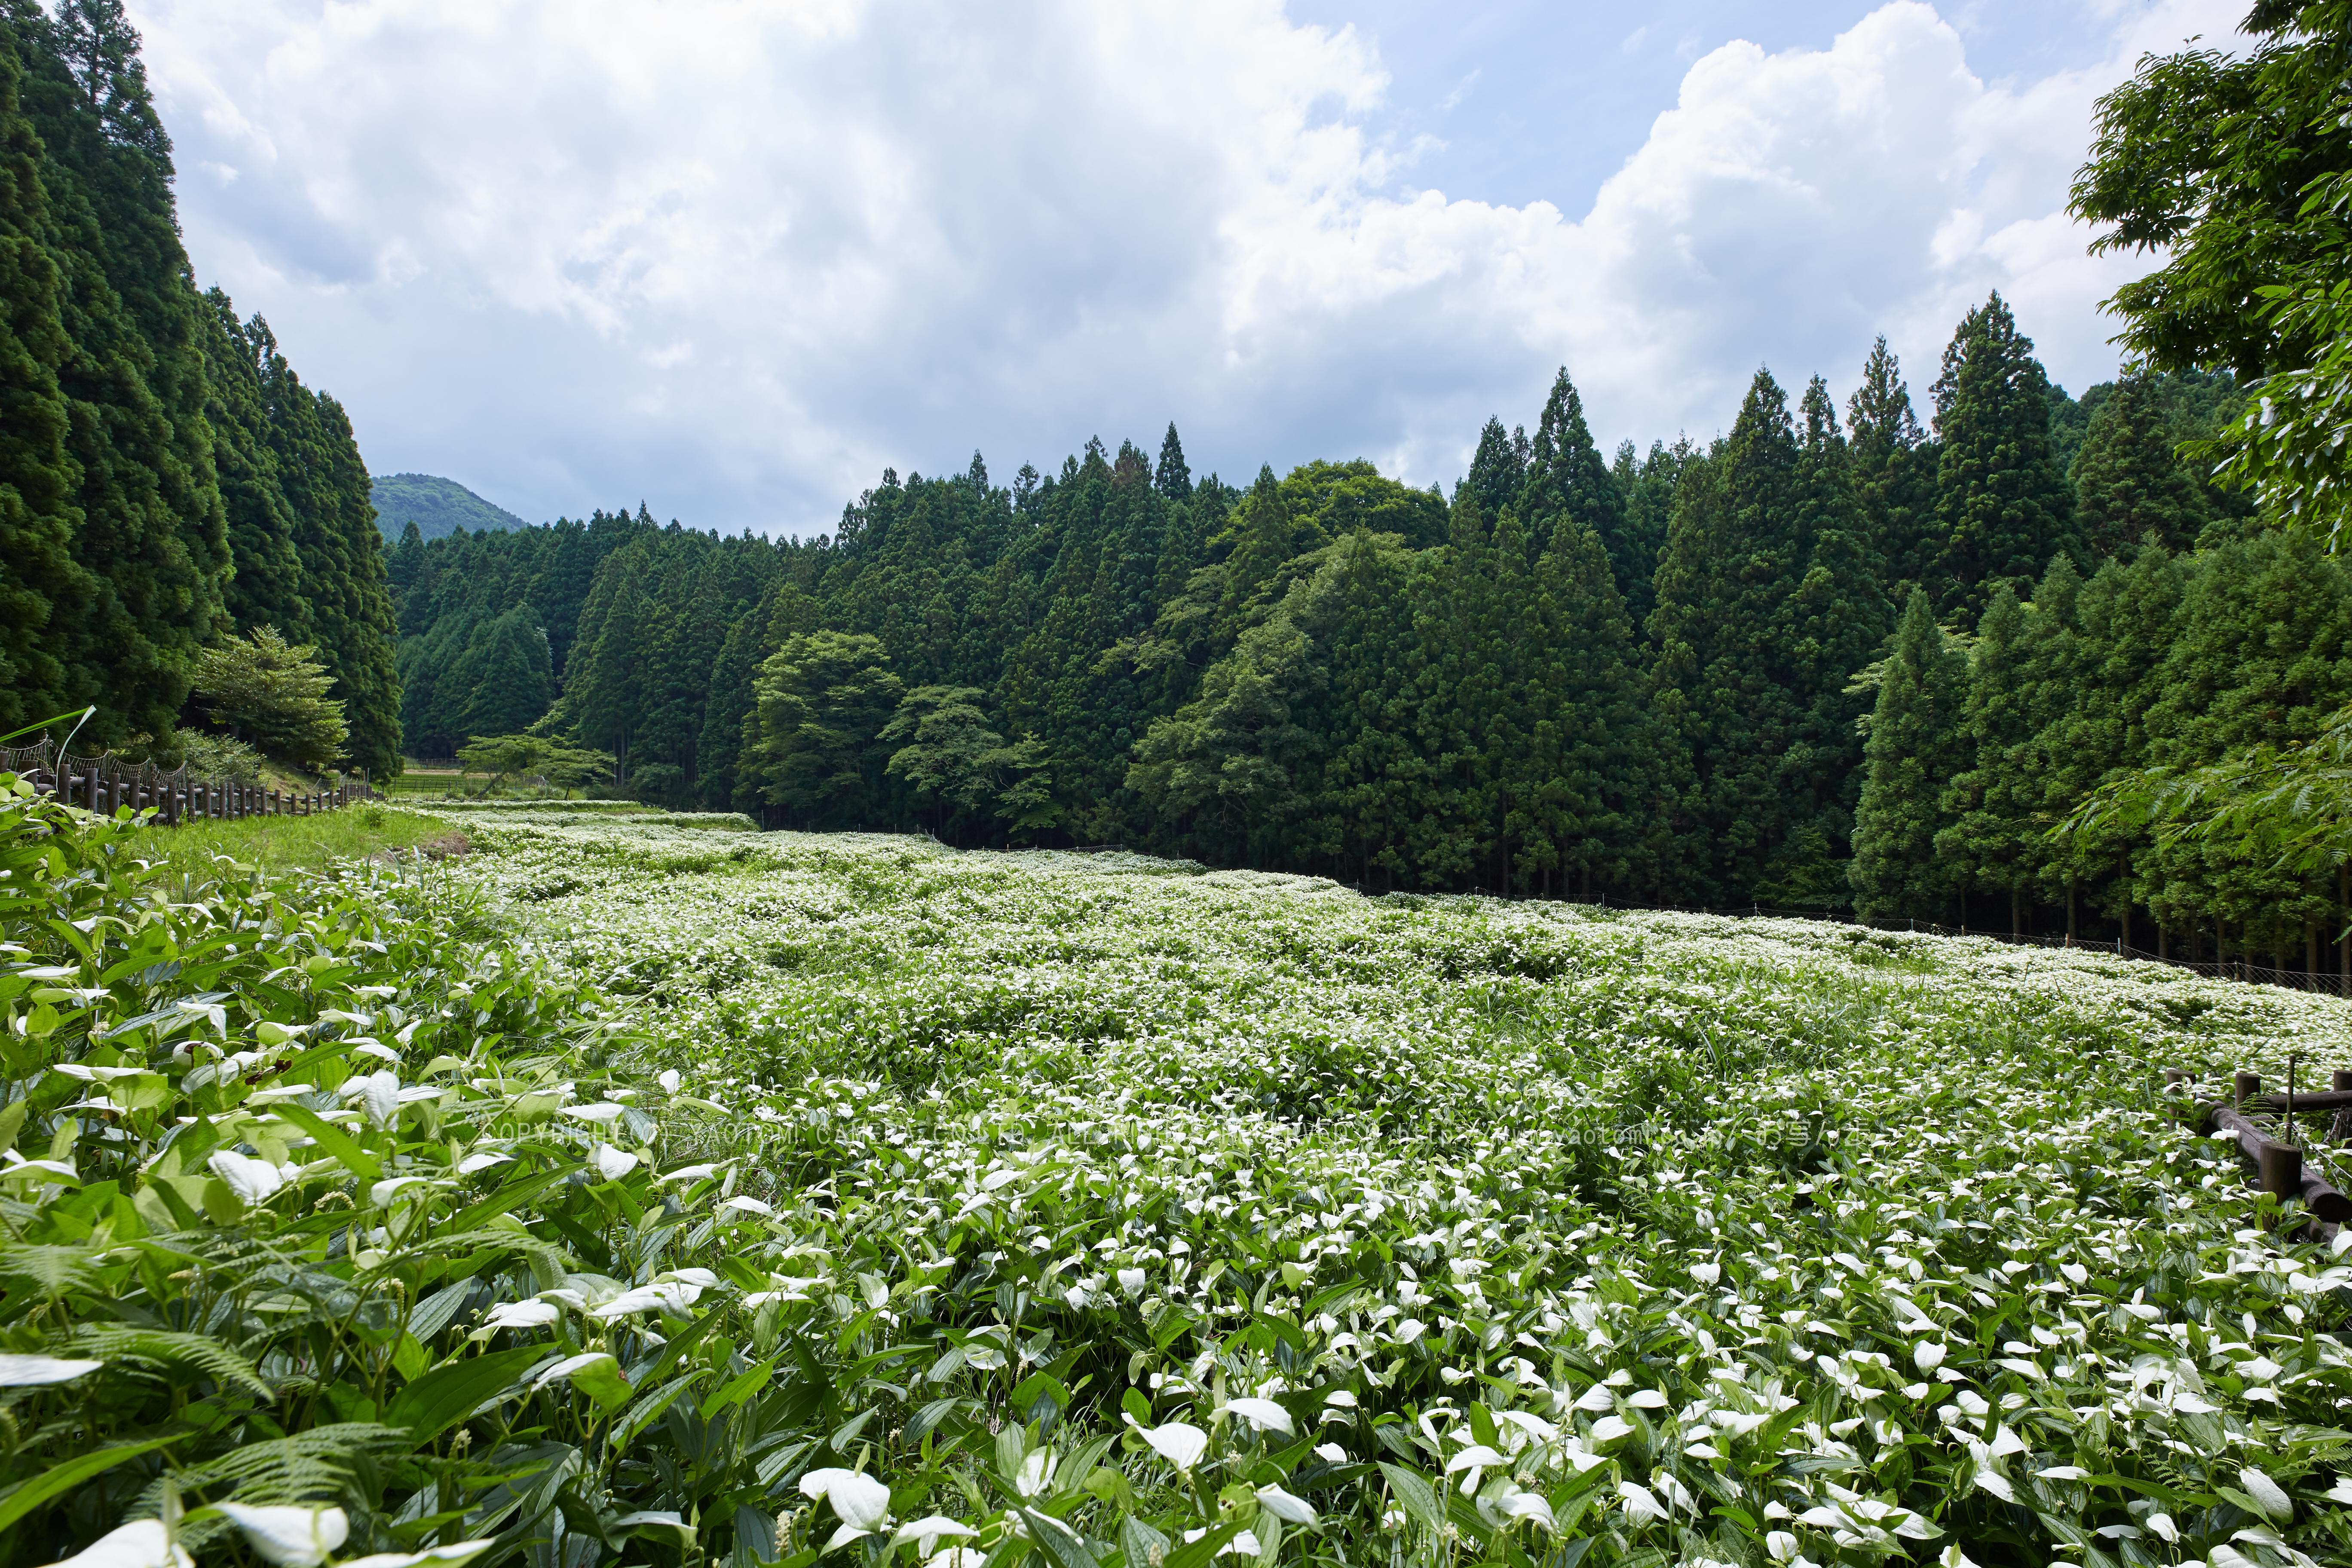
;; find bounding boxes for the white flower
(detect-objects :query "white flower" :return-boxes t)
[1766,1530,1800,1562]
[357,1069,401,1128]
[890,1518,977,1556]
[215,1504,350,1568]
[1616,1481,1667,1523]
[592,1145,639,1181]
[1589,1414,1633,1443]
[1313,1442,1347,1462]
[923,1553,985,1568]
[1256,1485,1317,1525]
[658,1069,681,1092]
[1690,1261,1721,1286]
[1139,1421,1210,1472]
[208,1150,295,1205]
[1477,1484,1554,1532]
[589,1281,703,1318]
[1914,1341,1947,1372]
[656,1162,721,1185]
[718,1194,775,1217]
[454,1150,512,1175]
[481,1299,560,1331]
[2239,1467,2293,1524]
[370,1176,429,1207]
[560,1102,628,1124]
[1216,1396,1294,1435]
[2145,1512,2177,1543]
[1117,1267,1147,1297]
[801,1468,892,1539]
[1625,1388,1668,1409]
[34,1519,192,1568]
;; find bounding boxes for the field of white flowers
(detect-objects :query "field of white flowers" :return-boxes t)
[6,792,2352,1568]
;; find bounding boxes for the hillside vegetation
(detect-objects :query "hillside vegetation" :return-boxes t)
[6,792,2351,1568]
[374,477,530,546]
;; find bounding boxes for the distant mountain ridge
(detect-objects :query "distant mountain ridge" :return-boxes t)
[371,473,528,543]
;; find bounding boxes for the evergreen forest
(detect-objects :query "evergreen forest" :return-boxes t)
[389,296,2320,953]
[0,1,399,777]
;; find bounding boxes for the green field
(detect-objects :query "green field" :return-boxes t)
[5,792,2350,1568]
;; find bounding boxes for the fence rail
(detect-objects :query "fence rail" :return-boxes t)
[0,738,373,825]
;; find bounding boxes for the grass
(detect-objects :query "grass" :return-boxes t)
[130,799,464,882]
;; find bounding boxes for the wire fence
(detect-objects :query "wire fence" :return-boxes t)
[1,737,373,825]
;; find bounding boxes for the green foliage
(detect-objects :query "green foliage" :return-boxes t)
[747,631,905,827]
[879,686,1057,837]
[0,8,398,771]
[370,472,528,544]
[193,626,350,772]
[1851,590,1965,920]
[453,733,613,796]
[1931,294,2077,618]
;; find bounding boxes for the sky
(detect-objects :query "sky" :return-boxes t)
[129,0,2249,537]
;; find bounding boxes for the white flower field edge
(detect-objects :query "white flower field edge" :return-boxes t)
[3,778,2351,1568]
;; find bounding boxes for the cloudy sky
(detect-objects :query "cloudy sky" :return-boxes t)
[132,0,2245,536]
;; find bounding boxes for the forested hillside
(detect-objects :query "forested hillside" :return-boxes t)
[371,471,527,542]
[389,291,2309,947]
[0,1,398,775]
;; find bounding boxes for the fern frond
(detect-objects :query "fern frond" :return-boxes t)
[129,1421,412,1517]
[67,1326,273,1398]
[0,1243,101,1301]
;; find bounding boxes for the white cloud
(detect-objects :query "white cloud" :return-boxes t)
[131,0,2244,532]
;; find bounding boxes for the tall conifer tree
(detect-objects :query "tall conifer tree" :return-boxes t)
[1852,588,1964,920]
[1931,294,2075,617]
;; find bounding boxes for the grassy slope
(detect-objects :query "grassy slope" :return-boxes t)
[134,801,462,883]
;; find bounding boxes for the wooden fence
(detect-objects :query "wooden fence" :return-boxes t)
[0,738,373,824]
[2179,1064,2352,1240]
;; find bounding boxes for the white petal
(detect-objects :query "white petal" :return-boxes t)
[215,1504,349,1568]
[37,1519,192,1568]
[890,1517,977,1550]
[208,1149,285,1205]
[455,1151,512,1175]
[1445,1444,1507,1472]
[337,1545,498,1568]
[592,1145,639,1181]
[658,1162,721,1185]
[806,1470,891,1531]
[1616,1482,1666,1522]
[1141,1421,1210,1471]
[1256,1485,1317,1525]
[484,1300,560,1329]
[559,1102,628,1123]
[0,1354,105,1386]
[719,1195,775,1216]
[2240,1467,2294,1523]
[1216,1396,1294,1434]
[658,1069,681,1092]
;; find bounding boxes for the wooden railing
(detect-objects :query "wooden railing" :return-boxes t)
[0,738,373,824]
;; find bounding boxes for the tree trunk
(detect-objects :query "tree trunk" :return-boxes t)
[2159,924,2168,961]
[2011,886,2022,939]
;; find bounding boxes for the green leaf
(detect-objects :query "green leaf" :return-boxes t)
[1377,1462,1444,1535]
[270,1103,382,1183]
[700,1357,777,1419]
[1162,1519,1244,1568]
[1018,1505,1100,1568]
[386,1346,547,1446]
[0,1430,187,1534]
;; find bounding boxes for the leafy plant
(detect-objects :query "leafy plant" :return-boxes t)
[7,782,2352,1568]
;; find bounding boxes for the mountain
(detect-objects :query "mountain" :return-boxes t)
[371,473,530,542]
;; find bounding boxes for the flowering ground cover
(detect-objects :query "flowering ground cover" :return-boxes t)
[6,792,2352,1568]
